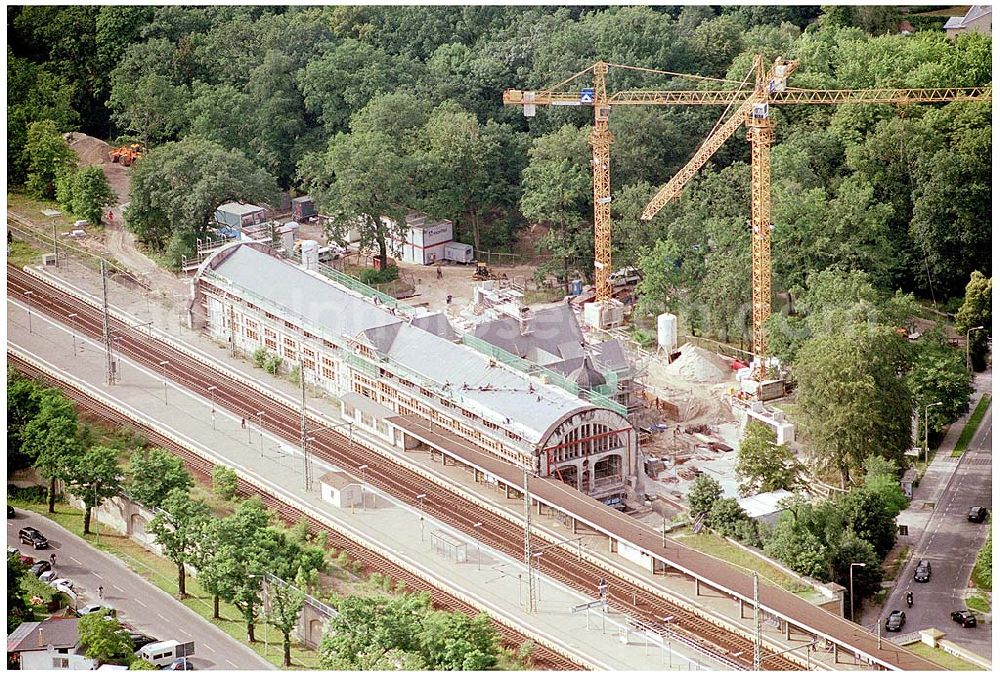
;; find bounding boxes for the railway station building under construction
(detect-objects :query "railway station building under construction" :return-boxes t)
[189,243,638,505]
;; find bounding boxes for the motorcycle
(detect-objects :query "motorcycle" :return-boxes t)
[906,592,913,608]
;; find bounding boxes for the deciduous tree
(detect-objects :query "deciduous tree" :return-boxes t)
[418,610,500,670]
[264,578,307,667]
[735,421,804,496]
[25,119,76,199]
[126,448,192,510]
[78,614,133,665]
[301,129,414,271]
[21,389,84,513]
[64,445,123,535]
[793,326,912,487]
[955,271,991,371]
[148,489,212,598]
[908,334,974,439]
[687,474,723,517]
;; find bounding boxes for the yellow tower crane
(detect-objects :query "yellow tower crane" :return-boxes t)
[640,54,991,382]
[505,59,989,356]
[503,61,749,308]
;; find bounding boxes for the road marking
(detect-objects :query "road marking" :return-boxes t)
[93,573,104,580]
[156,613,169,622]
[134,599,147,608]
[225,660,238,668]
[202,644,215,653]
[113,585,125,593]
[69,556,82,564]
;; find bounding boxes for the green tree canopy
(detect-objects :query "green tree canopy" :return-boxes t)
[25,119,76,199]
[58,165,116,226]
[78,614,133,665]
[64,445,123,534]
[21,388,85,513]
[955,271,991,371]
[125,137,278,265]
[148,488,212,598]
[687,473,723,517]
[735,421,804,496]
[793,325,912,487]
[125,448,192,510]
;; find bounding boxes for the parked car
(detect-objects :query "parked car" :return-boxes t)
[968,506,989,523]
[19,526,48,549]
[29,560,51,577]
[163,658,196,671]
[49,578,75,595]
[130,634,159,652]
[39,569,57,583]
[913,559,932,583]
[951,610,977,628]
[77,603,115,618]
[885,610,906,632]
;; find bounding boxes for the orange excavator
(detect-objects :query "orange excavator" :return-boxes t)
[108,143,143,167]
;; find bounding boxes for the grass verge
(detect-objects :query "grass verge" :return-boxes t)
[952,394,991,457]
[904,640,981,671]
[965,592,990,613]
[8,239,41,267]
[9,499,321,669]
[674,530,811,594]
[971,531,991,591]
[883,545,911,582]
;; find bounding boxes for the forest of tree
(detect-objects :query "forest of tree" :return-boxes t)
[8,5,991,316]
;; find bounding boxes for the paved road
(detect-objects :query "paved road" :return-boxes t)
[8,509,272,670]
[882,405,992,658]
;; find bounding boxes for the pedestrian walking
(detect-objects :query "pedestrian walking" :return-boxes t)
[98,586,104,599]
[49,553,56,566]
[436,265,443,279]
[241,417,246,429]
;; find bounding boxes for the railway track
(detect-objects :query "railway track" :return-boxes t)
[7,352,577,671]
[8,264,802,671]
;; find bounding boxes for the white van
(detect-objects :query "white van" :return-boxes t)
[135,640,193,668]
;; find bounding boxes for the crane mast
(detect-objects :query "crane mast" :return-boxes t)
[590,62,614,303]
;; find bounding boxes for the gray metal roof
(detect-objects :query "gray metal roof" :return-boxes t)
[7,619,80,652]
[216,202,264,216]
[207,245,593,443]
[341,390,396,420]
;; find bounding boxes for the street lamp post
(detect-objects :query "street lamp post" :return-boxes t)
[256,410,265,455]
[67,313,79,355]
[159,360,169,404]
[358,464,369,510]
[473,521,483,570]
[24,290,33,333]
[42,208,61,267]
[849,562,866,622]
[207,385,218,429]
[416,493,427,542]
[924,401,943,465]
[966,325,985,371]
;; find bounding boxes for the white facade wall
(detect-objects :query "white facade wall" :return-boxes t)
[197,275,633,497]
[389,217,453,265]
[22,650,96,671]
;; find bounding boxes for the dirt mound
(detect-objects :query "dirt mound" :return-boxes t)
[664,344,732,383]
[63,132,131,207]
[64,132,111,166]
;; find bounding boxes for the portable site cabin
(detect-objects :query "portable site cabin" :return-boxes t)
[291,196,316,221]
[387,211,454,265]
[215,202,267,230]
[444,242,475,263]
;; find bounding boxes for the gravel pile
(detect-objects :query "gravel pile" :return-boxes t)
[665,344,731,383]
